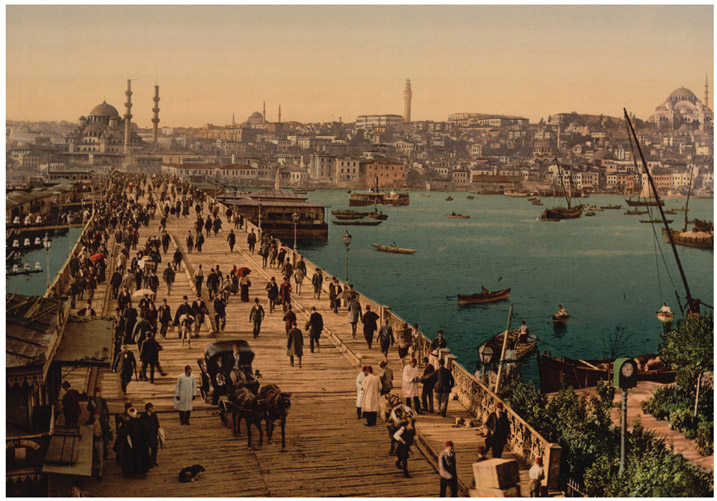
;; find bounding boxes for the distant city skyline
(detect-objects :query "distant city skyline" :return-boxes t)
[6,4,714,127]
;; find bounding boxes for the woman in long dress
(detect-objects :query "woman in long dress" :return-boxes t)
[240,275,251,302]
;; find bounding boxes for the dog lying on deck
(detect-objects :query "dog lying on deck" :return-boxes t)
[178,464,206,482]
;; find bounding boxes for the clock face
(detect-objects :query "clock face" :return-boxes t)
[621,361,635,378]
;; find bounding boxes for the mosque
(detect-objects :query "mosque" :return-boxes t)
[650,80,713,131]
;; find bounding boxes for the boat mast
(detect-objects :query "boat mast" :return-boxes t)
[623,109,696,314]
[682,167,694,232]
[554,156,571,208]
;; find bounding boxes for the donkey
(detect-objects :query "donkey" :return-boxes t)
[228,386,265,449]
[259,384,291,450]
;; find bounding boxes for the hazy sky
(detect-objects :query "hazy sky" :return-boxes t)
[6,5,714,127]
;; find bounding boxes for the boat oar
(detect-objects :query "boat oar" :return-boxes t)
[567,315,588,325]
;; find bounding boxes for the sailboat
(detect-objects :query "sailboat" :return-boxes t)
[625,176,664,206]
[540,157,583,221]
[661,167,713,250]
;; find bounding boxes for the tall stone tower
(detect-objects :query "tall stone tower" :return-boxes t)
[123,79,133,154]
[263,101,266,124]
[152,85,160,147]
[705,72,709,108]
[403,79,412,123]
[278,104,282,123]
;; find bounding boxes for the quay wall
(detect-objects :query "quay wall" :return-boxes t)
[210,195,562,489]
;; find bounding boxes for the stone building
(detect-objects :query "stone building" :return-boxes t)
[651,86,713,131]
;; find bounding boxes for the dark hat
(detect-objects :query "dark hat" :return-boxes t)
[365,305,370,310]
[145,402,153,410]
[184,365,191,371]
[496,402,503,409]
[445,441,453,447]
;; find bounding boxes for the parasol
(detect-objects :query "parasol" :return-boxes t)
[90,253,105,262]
[238,267,251,277]
[132,288,154,298]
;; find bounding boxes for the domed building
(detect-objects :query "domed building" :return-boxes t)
[651,86,712,131]
[243,111,266,128]
[65,100,143,154]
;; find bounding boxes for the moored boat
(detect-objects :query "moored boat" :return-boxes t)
[661,227,713,249]
[445,196,454,201]
[537,353,676,394]
[332,219,383,226]
[624,210,648,215]
[371,243,416,254]
[467,195,475,200]
[445,212,469,219]
[657,311,675,323]
[585,211,596,216]
[600,204,622,209]
[640,219,673,224]
[332,210,369,217]
[479,328,538,362]
[625,197,664,207]
[541,206,583,221]
[367,209,389,220]
[457,288,511,305]
[334,214,366,220]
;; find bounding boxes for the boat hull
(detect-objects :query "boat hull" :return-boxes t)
[332,220,383,226]
[457,288,511,305]
[372,244,415,254]
[541,206,583,220]
[625,198,664,207]
[479,328,537,362]
[662,227,713,249]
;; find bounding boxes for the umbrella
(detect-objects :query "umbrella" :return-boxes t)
[90,253,105,262]
[238,267,251,277]
[132,288,155,298]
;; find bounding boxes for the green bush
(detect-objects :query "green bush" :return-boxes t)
[670,408,697,435]
[695,421,714,456]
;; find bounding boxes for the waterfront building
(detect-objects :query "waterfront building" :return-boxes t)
[448,113,529,128]
[335,157,362,186]
[356,114,404,130]
[651,86,713,131]
[308,154,336,182]
[358,158,406,189]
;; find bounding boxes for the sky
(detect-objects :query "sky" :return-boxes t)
[5,4,714,127]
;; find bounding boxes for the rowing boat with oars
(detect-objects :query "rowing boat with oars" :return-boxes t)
[332,220,383,226]
[457,288,511,305]
[445,213,470,219]
[371,243,416,254]
[601,205,622,209]
[479,328,538,362]
[640,219,673,224]
[624,210,648,215]
[467,195,475,200]
[446,197,454,201]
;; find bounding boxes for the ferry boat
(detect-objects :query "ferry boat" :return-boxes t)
[349,191,409,207]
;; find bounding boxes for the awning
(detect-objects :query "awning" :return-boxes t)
[53,319,113,367]
[42,425,92,477]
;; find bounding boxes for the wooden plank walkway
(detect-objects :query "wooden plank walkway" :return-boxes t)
[76,193,439,497]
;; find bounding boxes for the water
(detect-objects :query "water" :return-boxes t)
[297,190,714,383]
[6,227,84,297]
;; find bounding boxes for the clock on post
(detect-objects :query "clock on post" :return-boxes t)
[613,357,637,389]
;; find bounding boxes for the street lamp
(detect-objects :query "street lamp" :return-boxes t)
[292,211,299,250]
[342,230,352,283]
[478,344,494,384]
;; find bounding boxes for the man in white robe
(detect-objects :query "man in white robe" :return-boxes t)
[174,365,197,425]
[402,358,421,412]
[361,366,381,426]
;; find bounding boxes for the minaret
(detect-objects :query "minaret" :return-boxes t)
[705,72,709,107]
[123,79,133,154]
[403,79,412,123]
[232,113,235,126]
[263,101,266,124]
[151,84,160,147]
[278,105,282,123]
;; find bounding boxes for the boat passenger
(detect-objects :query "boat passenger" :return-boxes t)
[658,303,673,315]
[480,286,489,295]
[517,321,529,344]
[556,304,569,318]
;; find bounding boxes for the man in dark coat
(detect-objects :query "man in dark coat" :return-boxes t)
[141,402,161,468]
[421,357,437,414]
[227,229,236,252]
[158,298,172,338]
[435,359,455,417]
[117,407,151,477]
[377,317,394,361]
[305,306,323,353]
[114,403,132,465]
[132,314,153,353]
[265,277,279,313]
[249,298,264,338]
[117,345,137,395]
[361,305,380,349]
[162,263,175,295]
[485,401,510,458]
[118,287,132,311]
[139,334,166,383]
[61,381,81,426]
[191,296,209,336]
[110,270,123,299]
[287,321,304,368]
[87,387,112,458]
[213,296,226,332]
[123,306,139,344]
[172,249,183,271]
[174,295,192,329]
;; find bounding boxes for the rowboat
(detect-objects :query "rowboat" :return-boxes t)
[446,197,454,201]
[367,210,389,220]
[479,328,538,362]
[624,210,648,215]
[372,243,416,254]
[657,311,675,323]
[662,209,677,215]
[334,214,366,220]
[537,353,675,394]
[467,195,475,200]
[600,205,622,209]
[332,220,383,226]
[585,211,596,217]
[532,201,543,206]
[446,213,469,219]
[625,197,663,207]
[457,288,511,305]
[541,206,583,221]
[662,227,713,249]
[640,219,673,224]
[552,314,569,323]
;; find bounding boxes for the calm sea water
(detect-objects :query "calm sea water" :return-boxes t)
[297,190,714,383]
[7,227,84,297]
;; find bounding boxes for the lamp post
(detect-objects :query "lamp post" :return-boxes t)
[342,230,352,283]
[478,344,494,384]
[292,211,299,250]
[43,233,51,291]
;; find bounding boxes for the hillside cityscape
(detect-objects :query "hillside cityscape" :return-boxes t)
[6,79,714,196]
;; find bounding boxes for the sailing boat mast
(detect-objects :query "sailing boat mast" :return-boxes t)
[623,108,697,315]
[554,156,571,208]
[682,167,694,232]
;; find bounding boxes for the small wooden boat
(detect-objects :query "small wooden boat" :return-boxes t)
[537,353,676,394]
[417,194,431,197]
[332,220,383,226]
[332,210,369,217]
[626,197,663,207]
[527,197,538,202]
[552,314,569,323]
[457,288,510,305]
[662,209,677,215]
[532,201,543,206]
[446,197,454,201]
[640,219,673,224]
[657,311,675,323]
[467,195,475,200]
[585,211,596,217]
[504,191,529,197]
[446,213,470,219]
[479,328,538,362]
[541,206,583,221]
[624,210,648,215]
[600,205,622,209]
[334,214,366,220]
[367,210,389,220]
[662,227,713,249]
[372,243,416,254]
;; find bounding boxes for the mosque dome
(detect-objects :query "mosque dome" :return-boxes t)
[88,101,120,119]
[84,122,108,134]
[250,112,263,119]
[668,87,698,103]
